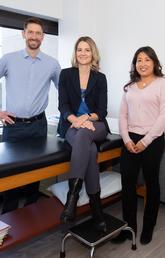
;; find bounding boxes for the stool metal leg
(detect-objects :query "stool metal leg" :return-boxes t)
[60,232,72,258]
[123,226,137,250]
[90,246,95,258]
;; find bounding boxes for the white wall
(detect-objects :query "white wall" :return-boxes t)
[58,0,98,67]
[58,0,78,68]
[0,0,62,19]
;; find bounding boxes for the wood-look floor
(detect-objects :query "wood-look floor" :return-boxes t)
[1,198,165,258]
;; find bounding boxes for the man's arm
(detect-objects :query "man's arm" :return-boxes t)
[0,55,7,78]
[51,60,61,89]
[0,55,15,124]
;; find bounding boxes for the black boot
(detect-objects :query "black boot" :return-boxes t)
[60,178,83,223]
[88,192,107,232]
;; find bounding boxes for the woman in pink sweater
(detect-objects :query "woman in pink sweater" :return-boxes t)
[112,46,165,245]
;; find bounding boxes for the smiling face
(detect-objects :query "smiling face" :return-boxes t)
[136,52,154,79]
[76,41,92,67]
[22,23,44,50]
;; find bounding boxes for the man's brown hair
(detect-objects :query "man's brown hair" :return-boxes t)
[23,17,44,32]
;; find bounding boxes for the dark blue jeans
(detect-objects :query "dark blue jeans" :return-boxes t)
[1,115,47,214]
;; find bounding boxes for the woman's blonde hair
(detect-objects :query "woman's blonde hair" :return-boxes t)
[71,36,100,71]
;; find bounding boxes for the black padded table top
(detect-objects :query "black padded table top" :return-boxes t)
[0,135,71,178]
[0,133,123,178]
[97,133,123,152]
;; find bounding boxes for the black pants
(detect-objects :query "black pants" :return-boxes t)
[1,115,47,214]
[121,132,164,232]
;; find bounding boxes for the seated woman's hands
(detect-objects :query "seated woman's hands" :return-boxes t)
[71,114,89,129]
[70,114,95,131]
[80,120,95,131]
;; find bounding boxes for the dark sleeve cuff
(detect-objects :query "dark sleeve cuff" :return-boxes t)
[63,111,72,121]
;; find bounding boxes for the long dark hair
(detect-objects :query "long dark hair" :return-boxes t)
[124,46,164,91]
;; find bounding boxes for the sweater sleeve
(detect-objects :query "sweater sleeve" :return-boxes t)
[141,84,165,147]
[119,93,132,144]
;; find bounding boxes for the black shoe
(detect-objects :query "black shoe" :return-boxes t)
[140,227,154,245]
[111,230,132,244]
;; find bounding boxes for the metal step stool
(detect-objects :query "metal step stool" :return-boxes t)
[60,213,137,258]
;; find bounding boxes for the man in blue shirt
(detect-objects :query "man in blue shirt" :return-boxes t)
[0,17,61,214]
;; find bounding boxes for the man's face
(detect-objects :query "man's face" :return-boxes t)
[22,23,44,50]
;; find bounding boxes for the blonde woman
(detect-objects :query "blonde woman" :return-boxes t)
[57,36,109,232]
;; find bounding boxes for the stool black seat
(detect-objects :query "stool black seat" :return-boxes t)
[60,213,137,258]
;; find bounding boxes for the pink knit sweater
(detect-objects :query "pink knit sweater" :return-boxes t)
[119,77,165,147]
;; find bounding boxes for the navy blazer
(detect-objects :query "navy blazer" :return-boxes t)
[57,67,109,138]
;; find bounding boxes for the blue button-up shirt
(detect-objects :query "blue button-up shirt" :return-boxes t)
[0,49,61,117]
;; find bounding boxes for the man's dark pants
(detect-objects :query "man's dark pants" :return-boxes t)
[1,115,47,214]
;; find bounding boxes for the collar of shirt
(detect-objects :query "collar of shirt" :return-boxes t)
[22,49,42,60]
